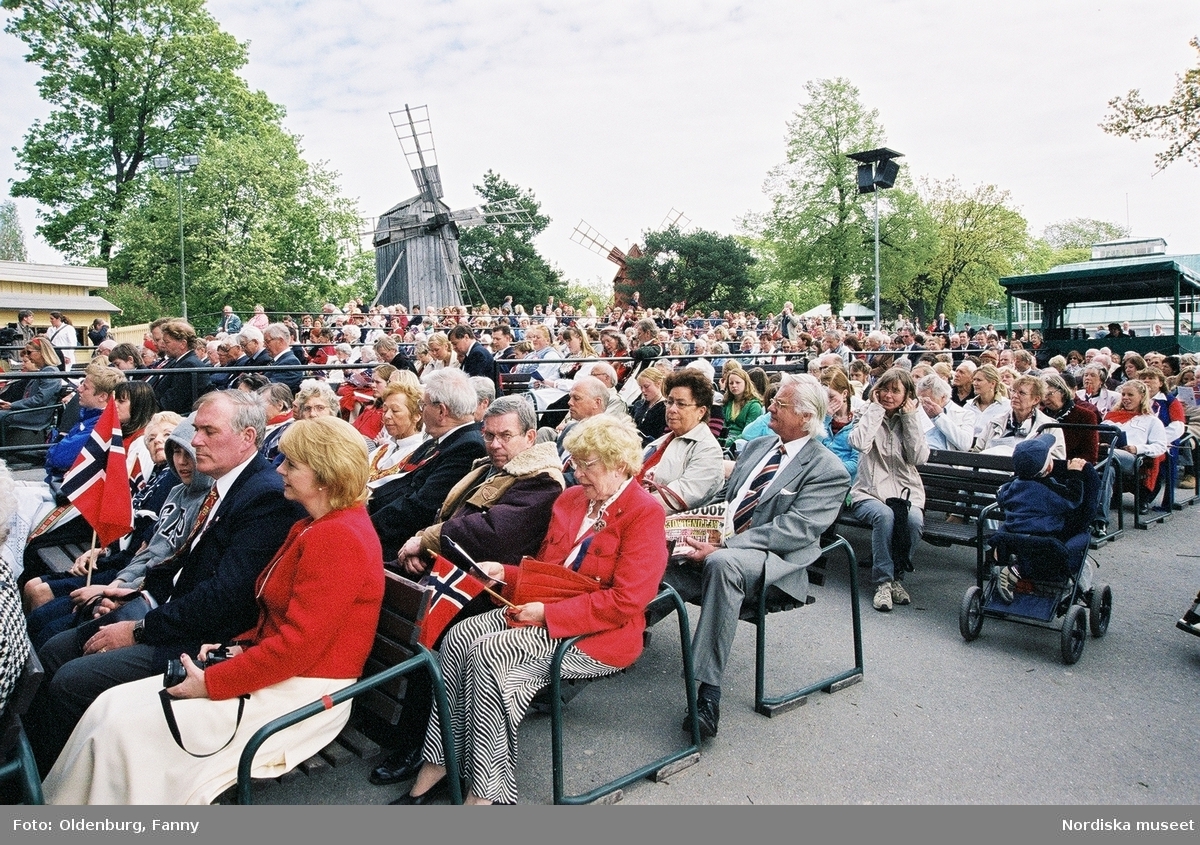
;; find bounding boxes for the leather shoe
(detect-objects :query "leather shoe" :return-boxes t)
[389,775,449,805]
[369,747,423,786]
[682,696,719,738]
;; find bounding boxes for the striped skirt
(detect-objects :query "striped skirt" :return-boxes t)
[422,608,618,804]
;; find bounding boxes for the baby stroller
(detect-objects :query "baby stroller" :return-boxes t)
[959,459,1112,665]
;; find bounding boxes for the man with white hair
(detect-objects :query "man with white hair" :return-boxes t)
[665,375,851,738]
[916,374,974,451]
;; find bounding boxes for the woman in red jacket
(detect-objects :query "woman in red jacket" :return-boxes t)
[44,416,385,804]
[396,414,667,805]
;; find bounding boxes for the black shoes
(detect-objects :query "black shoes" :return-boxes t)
[389,775,449,805]
[682,696,719,738]
[370,746,423,786]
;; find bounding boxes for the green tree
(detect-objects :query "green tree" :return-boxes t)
[744,78,886,313]
[0,200,29,261]
[885,179,1029,325]
[108,123,370,323]
[1101,37,1200,170]
[3,0,279,261]
[456,170,565,308]
[102,282,163,326]
[621,225,756,313]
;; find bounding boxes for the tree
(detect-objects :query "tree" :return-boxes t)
[0,200,29,261]
[884,179,1029,325]
[744,78,887,313]
[456,170,565,308]
[621,226,756,313]
[103,282,163,326]
[4,0,280,261]
[1101,36,1200,170]
[108,123,372,322]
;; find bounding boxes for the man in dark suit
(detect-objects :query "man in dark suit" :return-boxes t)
[28,390,306,772]
[448,324,498,390]
[263,322,305,392]
[664,375,851,737]
[239,326,271,370]
[490,323,519,375]
[372,335,416,374]
[367,368,486,560]
[149,320,212,415]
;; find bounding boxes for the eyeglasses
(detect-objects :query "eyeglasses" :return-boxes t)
[482,431,519,444]
[769,398,794,410]
[664,398,697,408]
[573,456,603,472]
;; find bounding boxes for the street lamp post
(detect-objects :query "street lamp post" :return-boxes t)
[151,154,199,321]
[846,147,903,331]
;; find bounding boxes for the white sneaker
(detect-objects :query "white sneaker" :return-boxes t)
[891,580,911,606]
[873,582,893,612]
[996,566,1017,603]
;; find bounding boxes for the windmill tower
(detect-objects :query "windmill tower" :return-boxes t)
[569,209,689,308]
[372,105,531,310]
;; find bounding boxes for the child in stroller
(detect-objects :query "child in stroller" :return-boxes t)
[992,433,1099,603]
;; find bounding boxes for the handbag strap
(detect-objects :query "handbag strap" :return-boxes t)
[158,689,249,758]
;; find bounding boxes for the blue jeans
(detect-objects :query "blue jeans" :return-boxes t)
[851,497,924,586]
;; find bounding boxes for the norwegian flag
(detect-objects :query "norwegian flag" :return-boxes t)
[59,401,134,548]
[418,554,487,650]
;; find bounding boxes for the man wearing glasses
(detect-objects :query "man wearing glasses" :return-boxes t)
[665,375,850,738]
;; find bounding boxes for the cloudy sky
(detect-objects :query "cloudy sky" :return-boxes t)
[2,1,1199,292]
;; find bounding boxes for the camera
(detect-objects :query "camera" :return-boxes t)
[162,645,233,688]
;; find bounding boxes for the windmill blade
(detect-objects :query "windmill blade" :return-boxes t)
[480,196,535,227]
[660,207,691,230]
[571,220,626,266]
[390,104,443,202]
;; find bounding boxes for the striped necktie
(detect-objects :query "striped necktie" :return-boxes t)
[732,445,785,534]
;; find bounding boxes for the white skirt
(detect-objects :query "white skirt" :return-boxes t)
[44,674,354,805]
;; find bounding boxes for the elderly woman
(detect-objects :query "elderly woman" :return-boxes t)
[1103,379,1173,513]
[294,381,338,420]
[397,414,667,805]
[849,367,930,612]
[0,337,64,443]
[639,368,725,514]
[1077,364,1121,416]
[43,417,385,805]
[973,375,1066,458]
[1040,373,1100,463]
[366,381,426,488]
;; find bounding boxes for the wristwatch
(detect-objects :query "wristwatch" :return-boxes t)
[132,620,146,644]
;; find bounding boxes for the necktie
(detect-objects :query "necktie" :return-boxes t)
[732,446,785,534]
[159,486,219,595]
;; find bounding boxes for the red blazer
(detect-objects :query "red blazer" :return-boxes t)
[501,483,666,668]
[205,505,385,700]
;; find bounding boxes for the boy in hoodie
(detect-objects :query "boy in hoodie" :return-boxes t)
[992,433,1092,602]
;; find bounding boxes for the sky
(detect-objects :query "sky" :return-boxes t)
[2,1,1199,295]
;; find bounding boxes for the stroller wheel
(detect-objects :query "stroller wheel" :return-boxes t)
[1089,584,1112,638]
[959,586,984,642]
[1061,605,1087,665]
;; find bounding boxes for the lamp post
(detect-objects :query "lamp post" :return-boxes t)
[846,147,903,331]
[151,154,200,321]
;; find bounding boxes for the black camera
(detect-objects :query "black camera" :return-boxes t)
[163,645,233,688]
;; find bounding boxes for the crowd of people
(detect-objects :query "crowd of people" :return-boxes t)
[0,295,1197,804]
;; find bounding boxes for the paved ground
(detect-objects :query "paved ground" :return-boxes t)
[226,490,1200,807]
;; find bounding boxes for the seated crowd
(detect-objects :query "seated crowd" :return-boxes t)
[1,300,1195,804]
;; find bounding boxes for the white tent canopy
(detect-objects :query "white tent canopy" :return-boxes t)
[798,303,875,319]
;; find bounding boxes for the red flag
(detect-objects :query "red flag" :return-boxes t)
[59,401,133,548]
[418,554,487,650]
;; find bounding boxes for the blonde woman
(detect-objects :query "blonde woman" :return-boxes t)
[721,365,764,448]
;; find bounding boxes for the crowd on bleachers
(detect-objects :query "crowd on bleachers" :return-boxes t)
[1,296,1197,804]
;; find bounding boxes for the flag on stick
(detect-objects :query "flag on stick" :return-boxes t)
[59,401,133,549]
[418,554,488,650]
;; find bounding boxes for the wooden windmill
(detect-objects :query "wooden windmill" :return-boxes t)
[371,105,531,310]
[569,208,690,308]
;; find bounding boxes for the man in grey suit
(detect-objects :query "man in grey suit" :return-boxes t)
[665,374,850,737]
